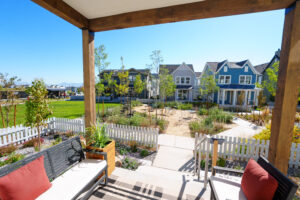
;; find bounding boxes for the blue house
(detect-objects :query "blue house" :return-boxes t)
[201,60,262,107]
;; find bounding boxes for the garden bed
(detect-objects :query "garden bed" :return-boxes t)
[115,142,156,171]
[0,131,76,168]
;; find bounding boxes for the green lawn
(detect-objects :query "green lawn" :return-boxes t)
[0,101,120,128]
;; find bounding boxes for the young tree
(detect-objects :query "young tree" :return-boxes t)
[256,61,279,99]
[0,73,22,128]
[133,74,145,98]
[95,45,110,119]
[95,45,110,75]
[148,50,163,119]
[25,79,53,151]
[159,67,176,114]
[114,57,129,104]
[95,81,105,118]
[199,70,219,107]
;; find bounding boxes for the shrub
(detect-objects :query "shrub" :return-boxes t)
[119,147,129,155]
[0,145,17,158]
[208,107,233,123]
[217,157,226,167]
[178,103,193,110]
[189,121,201,134]
[22,138,44,148]
[0,153,25,167]
[131,100,142,107]
[156,118,168,132]
[130,113,145,126]
[140,149,149,157]
[129,141,138,152]
[52,137,62,146]
[253,124,300,143]
[198,108,209,115]
[122,157,139,170]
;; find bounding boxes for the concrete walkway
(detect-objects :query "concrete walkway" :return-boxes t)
[217,117,263,138]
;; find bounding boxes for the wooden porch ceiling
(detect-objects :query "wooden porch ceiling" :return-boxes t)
[31,0,295,32]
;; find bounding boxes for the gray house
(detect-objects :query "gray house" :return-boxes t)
[254,49,280,101]
[159,63,200,102]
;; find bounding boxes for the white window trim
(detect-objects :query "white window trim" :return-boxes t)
[245,66,248,72]
[239,75,252,85]
[175,76,192,85]
[218,75,231,84]
[224,66,228,72]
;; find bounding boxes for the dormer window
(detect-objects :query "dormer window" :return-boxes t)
[245,66,248,72]
[224,66,228,72]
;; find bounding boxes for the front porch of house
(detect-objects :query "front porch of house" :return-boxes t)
[217,88,261,107]
[175,87,193,102]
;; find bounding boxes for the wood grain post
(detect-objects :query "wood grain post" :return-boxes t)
[82,29,96,128]
[212,140,218,175]
[268,1,300,174]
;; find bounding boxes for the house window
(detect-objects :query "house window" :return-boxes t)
[240,75,252,84]
[175,77,180,84]
[181,77,185,84]
[245,66,248,72]
[224,66,228,72]
[219,75,231,84]
[186,77,191,84]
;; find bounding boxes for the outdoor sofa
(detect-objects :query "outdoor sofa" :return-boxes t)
[0,136,108,200]
[209,156,298,200]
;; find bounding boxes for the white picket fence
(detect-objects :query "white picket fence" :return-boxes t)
[105,124,159,149]
[0,118,159,150]
[196,134,300,169]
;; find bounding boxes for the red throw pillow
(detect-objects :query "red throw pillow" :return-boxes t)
[0,155,52,200]
[241,159,278,200]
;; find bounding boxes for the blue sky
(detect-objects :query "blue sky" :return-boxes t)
[0,1,285,84]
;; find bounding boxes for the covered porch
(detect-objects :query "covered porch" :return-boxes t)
[31,0,300,199]
[175,86,193,102]
[218,88,261,107]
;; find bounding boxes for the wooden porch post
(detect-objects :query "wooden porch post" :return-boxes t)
[82,29,96,128]
[268,1,300,174]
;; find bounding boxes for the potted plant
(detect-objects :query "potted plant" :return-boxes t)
[83,123,115,176]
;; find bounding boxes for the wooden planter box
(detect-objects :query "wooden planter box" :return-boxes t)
[86,140,115,176]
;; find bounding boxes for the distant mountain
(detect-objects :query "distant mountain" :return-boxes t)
[57,82,83,88]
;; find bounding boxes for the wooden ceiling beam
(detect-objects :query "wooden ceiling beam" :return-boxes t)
[89,0,295,32]
[31,0,88,29]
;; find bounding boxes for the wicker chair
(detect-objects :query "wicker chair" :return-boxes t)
[209,156,298,200]
[0,136,108,200]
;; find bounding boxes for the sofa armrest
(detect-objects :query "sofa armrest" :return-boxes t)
[213,166,244,176]
[82,149,107,161]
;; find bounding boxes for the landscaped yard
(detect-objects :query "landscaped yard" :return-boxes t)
[0,101,120,128]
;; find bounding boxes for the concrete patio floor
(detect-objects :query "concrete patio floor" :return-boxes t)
[89,134,211,200]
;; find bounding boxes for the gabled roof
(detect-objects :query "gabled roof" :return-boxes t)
[254,63,269,74]
[195,72,202,77]
[159,64,194,74]
[206,60,249,72]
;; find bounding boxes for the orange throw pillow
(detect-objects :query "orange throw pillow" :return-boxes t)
[0,155,52,200]
[241,159,278,200]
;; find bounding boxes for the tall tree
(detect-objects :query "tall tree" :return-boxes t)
[159,67,176,110]
[25,79,53,151]
[256,61,279,99]
[199,70,219,105]
[0,73,22,128]
[114,57,129,104]
[133,74,145,98]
